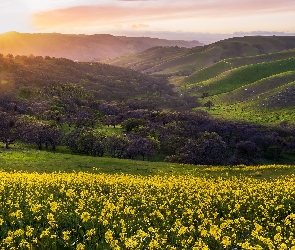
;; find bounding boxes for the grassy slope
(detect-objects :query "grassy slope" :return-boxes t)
[105,36,295,76]
[184,49,295,85]
[185,56,295,125]
[1,145,295,178]
[102,46,190,73]
[215,72,295,105]
[187,58,295,96]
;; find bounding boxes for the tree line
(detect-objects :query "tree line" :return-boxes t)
[1,87,295,165]
[0,55,294,165]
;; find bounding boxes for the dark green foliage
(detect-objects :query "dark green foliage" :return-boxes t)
[126,136,160,161]
[16,116,62,150]
[65,128,107,157]
[166,132,228,165]
[106,134,129,158]
[122,118,145,132]
[250,132,284,159]
[0,111,18,149]
[231,141,259,165]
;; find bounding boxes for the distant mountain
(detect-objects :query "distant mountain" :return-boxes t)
[113,30,295,44]
[0,32,203,61]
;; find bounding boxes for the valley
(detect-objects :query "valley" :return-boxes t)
[106,36,295,125]
[0,32,295,249]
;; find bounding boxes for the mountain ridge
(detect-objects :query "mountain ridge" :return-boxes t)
[0,31,203,61]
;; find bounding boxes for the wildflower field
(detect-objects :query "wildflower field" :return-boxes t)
[1,170,295,249]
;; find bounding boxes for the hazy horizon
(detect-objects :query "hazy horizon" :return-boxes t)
[2,30,295,45]
[1,0,295,44]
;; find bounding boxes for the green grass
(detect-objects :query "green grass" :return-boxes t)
[213,71,295,105]
[184,56,295,125]
[1,144,295,179]
[184,49,295,85]
[197,75,295,125]
[106,36,295,77]
[188,58,295,96]
[197,104,295,125]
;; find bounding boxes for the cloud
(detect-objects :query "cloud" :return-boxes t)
[32,0,295,32]
[132,24,150,29]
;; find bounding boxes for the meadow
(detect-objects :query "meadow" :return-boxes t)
[1,147,295,249]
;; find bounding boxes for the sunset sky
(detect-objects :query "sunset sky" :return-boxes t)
[1,0,295,40]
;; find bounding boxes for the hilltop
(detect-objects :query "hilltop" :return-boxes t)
[0,31,202,61]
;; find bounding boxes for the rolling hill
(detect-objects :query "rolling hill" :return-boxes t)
[0,31,202,61]
[184,49,295,85]
[1,33,295,125]
[188,57,295,124]
[104,36,295,124]
[0,55,199,110]
[105,36,295,76]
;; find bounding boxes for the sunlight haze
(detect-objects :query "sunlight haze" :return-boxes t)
[1,0,295,41]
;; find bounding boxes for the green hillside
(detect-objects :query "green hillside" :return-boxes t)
[186,58,295,96]
[103,36,295,125]
[214,71,295,105]
[193,59,295,125]
[105,36,295,76]
[184,49,295,85]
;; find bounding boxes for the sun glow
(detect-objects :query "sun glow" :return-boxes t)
[1,0,295,39]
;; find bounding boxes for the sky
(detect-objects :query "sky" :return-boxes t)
[1,0,295,41]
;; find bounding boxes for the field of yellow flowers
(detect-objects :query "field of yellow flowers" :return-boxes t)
[0,170,295,249]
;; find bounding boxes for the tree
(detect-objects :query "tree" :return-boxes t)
[202,92,209,98]
[106,134,129,158]
[17,116,62,150]
[122,118,145,132]
[250,132,283,159]
[0,112,18,149]
[126,136,159,161]
[166,132,228,165]
[65,128,107,156]
[231,141,259,165]
[204,100,214,109]
[6,53,14,59]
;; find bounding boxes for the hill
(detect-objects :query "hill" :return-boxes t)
[105,36,295,76]
[0,31,202,61]
[104,36,295,125]
[0,54,198,110]
[184,49,295,85]
[188,57,295,124]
